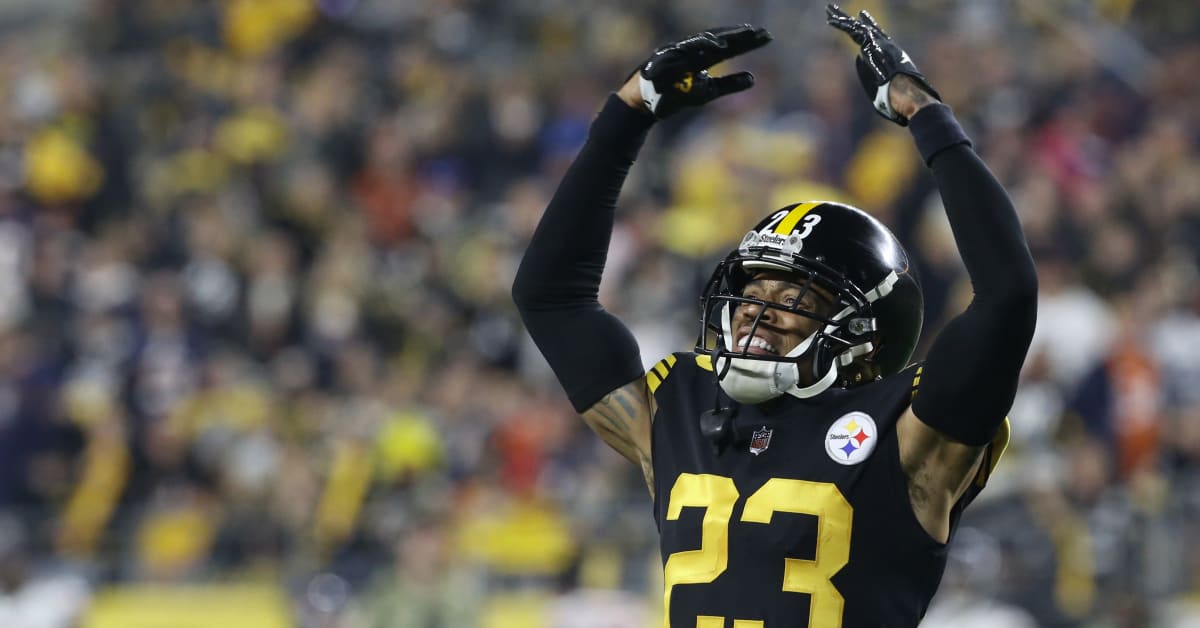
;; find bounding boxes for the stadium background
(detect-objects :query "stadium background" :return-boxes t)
[0,0,1197,626]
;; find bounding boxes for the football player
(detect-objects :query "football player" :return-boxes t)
[512,6,1037,627]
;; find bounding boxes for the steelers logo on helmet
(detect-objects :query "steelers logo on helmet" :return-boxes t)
[696,201,923,404]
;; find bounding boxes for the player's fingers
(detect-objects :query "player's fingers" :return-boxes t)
[707,24,773,59]
[826,3,852,21]
[674,31,727,70]
[858,10,890,38]
[826,4,867,45]
[858,31,887,78]
[710,71,756,98]
[675,31,723,53]
[677,26,768,71]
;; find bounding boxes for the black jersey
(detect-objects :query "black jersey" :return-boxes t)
[647,352,1007,628]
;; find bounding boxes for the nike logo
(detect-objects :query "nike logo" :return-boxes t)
[899,51,912,65]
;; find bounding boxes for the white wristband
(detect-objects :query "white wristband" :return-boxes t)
[873,81,898,121]
[639,76,663,115]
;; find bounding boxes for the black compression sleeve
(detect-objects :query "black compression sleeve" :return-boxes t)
[908,105,1038,446]
[511,95,656,412]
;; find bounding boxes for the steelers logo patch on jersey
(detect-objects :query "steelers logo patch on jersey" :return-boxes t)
[825,411,878,465]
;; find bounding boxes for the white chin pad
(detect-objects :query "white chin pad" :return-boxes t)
[715,300,815,404]
[717,356,798,404]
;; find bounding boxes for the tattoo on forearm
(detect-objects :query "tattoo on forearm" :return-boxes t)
[611,389,639,422]
[586,391,640,454]
[590,404,626,434]
[893,75,937,116]
[583,383,655,498]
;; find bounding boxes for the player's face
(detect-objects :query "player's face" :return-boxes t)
[732,270,833,357]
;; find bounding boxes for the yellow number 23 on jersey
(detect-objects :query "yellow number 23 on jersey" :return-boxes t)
[662,473,853,628]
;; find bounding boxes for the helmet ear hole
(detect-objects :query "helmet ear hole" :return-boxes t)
[840,353,881,387]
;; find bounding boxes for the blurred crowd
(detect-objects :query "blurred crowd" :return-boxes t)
[0,0,1197,626]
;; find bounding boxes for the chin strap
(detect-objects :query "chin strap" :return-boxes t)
[785,361,840,399]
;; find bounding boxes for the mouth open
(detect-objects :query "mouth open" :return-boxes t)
[736,334,779,356]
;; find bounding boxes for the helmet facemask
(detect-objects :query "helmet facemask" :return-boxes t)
[698,245,891,403]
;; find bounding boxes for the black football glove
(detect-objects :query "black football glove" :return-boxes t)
[635,24,772,119]
[826,4,940,126]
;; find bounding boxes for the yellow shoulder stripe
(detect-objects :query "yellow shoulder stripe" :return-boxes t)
[773,201,821,234]
[645,355,678,394]
[975,417,1011,488]
[695,354,713,372]
[651,358,671,379]
[910,365,923,400]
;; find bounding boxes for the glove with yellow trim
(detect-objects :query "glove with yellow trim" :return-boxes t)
[635,24,772,119]
[826,4,940,126]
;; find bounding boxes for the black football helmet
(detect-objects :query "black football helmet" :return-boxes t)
[697,201,923,402]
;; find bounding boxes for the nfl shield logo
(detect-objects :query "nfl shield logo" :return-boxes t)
[749,426,773,455]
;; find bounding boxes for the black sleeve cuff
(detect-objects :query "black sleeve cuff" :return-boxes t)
[908,103,972,166]
[589,94,657,161]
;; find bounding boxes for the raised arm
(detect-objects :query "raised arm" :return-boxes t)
[512,26,771,496]
[828,5,1037,539]
[511,91,655,466]
[904,95,1038,446]
[893,79,1037,540]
